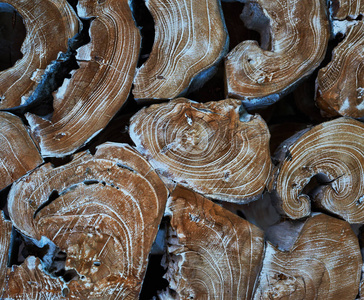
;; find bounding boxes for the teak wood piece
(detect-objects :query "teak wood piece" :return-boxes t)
[224,0,329,109]
[316,19,364,118]
[0,0,78,108]
[163,186,265,299]
[25,0,141,157]
[7,143,168,299]
[0,214,11,298]
[270,117,364,223]
[130,98,272,203]
[0,112,43,191]
[132,0,228,101]
[253,214,361,299]
[5,256,64,299]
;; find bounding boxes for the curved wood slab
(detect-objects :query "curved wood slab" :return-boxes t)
[0,112,43,191]
[26,0,141,157]
[8,142,168,299]
[133,0,228,101]
[130,98,272,203]
[0,0,78,108]
[316,19,364,118]
[253,214,361,299]
[225,0,329,109]
[271,117,364,223]
[164,186,265,299]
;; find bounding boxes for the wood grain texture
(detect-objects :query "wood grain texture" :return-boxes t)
[0,0,78,108]
[316,20,364,118]
[225,0,329,109]
[7,142,168,299]
[163,186,265,299]
[4,256,64,300]
[253,214,361,299]
[133,0,228,101]
[330,0,364,19]
[0,214,11,299]
[130,98,272,203]
[270,117,364,223]
[0,112,43,191]
[26,0,141,157]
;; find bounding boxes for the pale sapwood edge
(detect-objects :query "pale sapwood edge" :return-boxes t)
[253,213,362,299]
[132,0,229,101]
[25,0,141,158]
[0,0,79,109]
[161,185,265,299]
[315,0,364,118]
[6,142,168,299]
[129,97,273,204]
[269,117,364,223]
[0,112,43,191]
[224,0,330,110]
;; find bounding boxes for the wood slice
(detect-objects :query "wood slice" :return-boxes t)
[7,142,168,299]
[253,214,361,299]
[129,98,272,203]
[316,22,364,118]
[224,0,329,109]
[0,112,43,191]
[163,186,265,299]
[5,256,64,299]
[132,0,228,101]
[26,0,141,157]
[0,0,78,108]
[270,117,364,223]
[330,0,364,19]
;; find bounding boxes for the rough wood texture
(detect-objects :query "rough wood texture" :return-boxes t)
[0,214,11,298]
[4,256,64,300]
[133,0,228,101]
[253,214,361,299]
[0,0,78,108]
[270,117,364,223]
[329,0,364,19]
[163,186,265,299]
[0,112,43,191]
[130,98,272,203]
[26,0,141,157]
[225,0,329,109]
[316,21,364,118]
[7,142,168,299]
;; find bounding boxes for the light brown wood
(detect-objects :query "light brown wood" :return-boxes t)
[163,186,265,299]
[0,0,78,108]
[225,0,329,109]
[26,0,141,157]
[130,98,272,203]
[133,0,228,101]
[270,117,364,223]
[0,112,43,191]
[0,214,11,298]
[253,214,361,299]
[5,256,64,299]
[7,142,168,299]
[329,0,364,20]
[316,21,364,118]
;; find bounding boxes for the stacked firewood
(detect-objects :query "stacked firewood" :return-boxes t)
[0,0,364,299]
